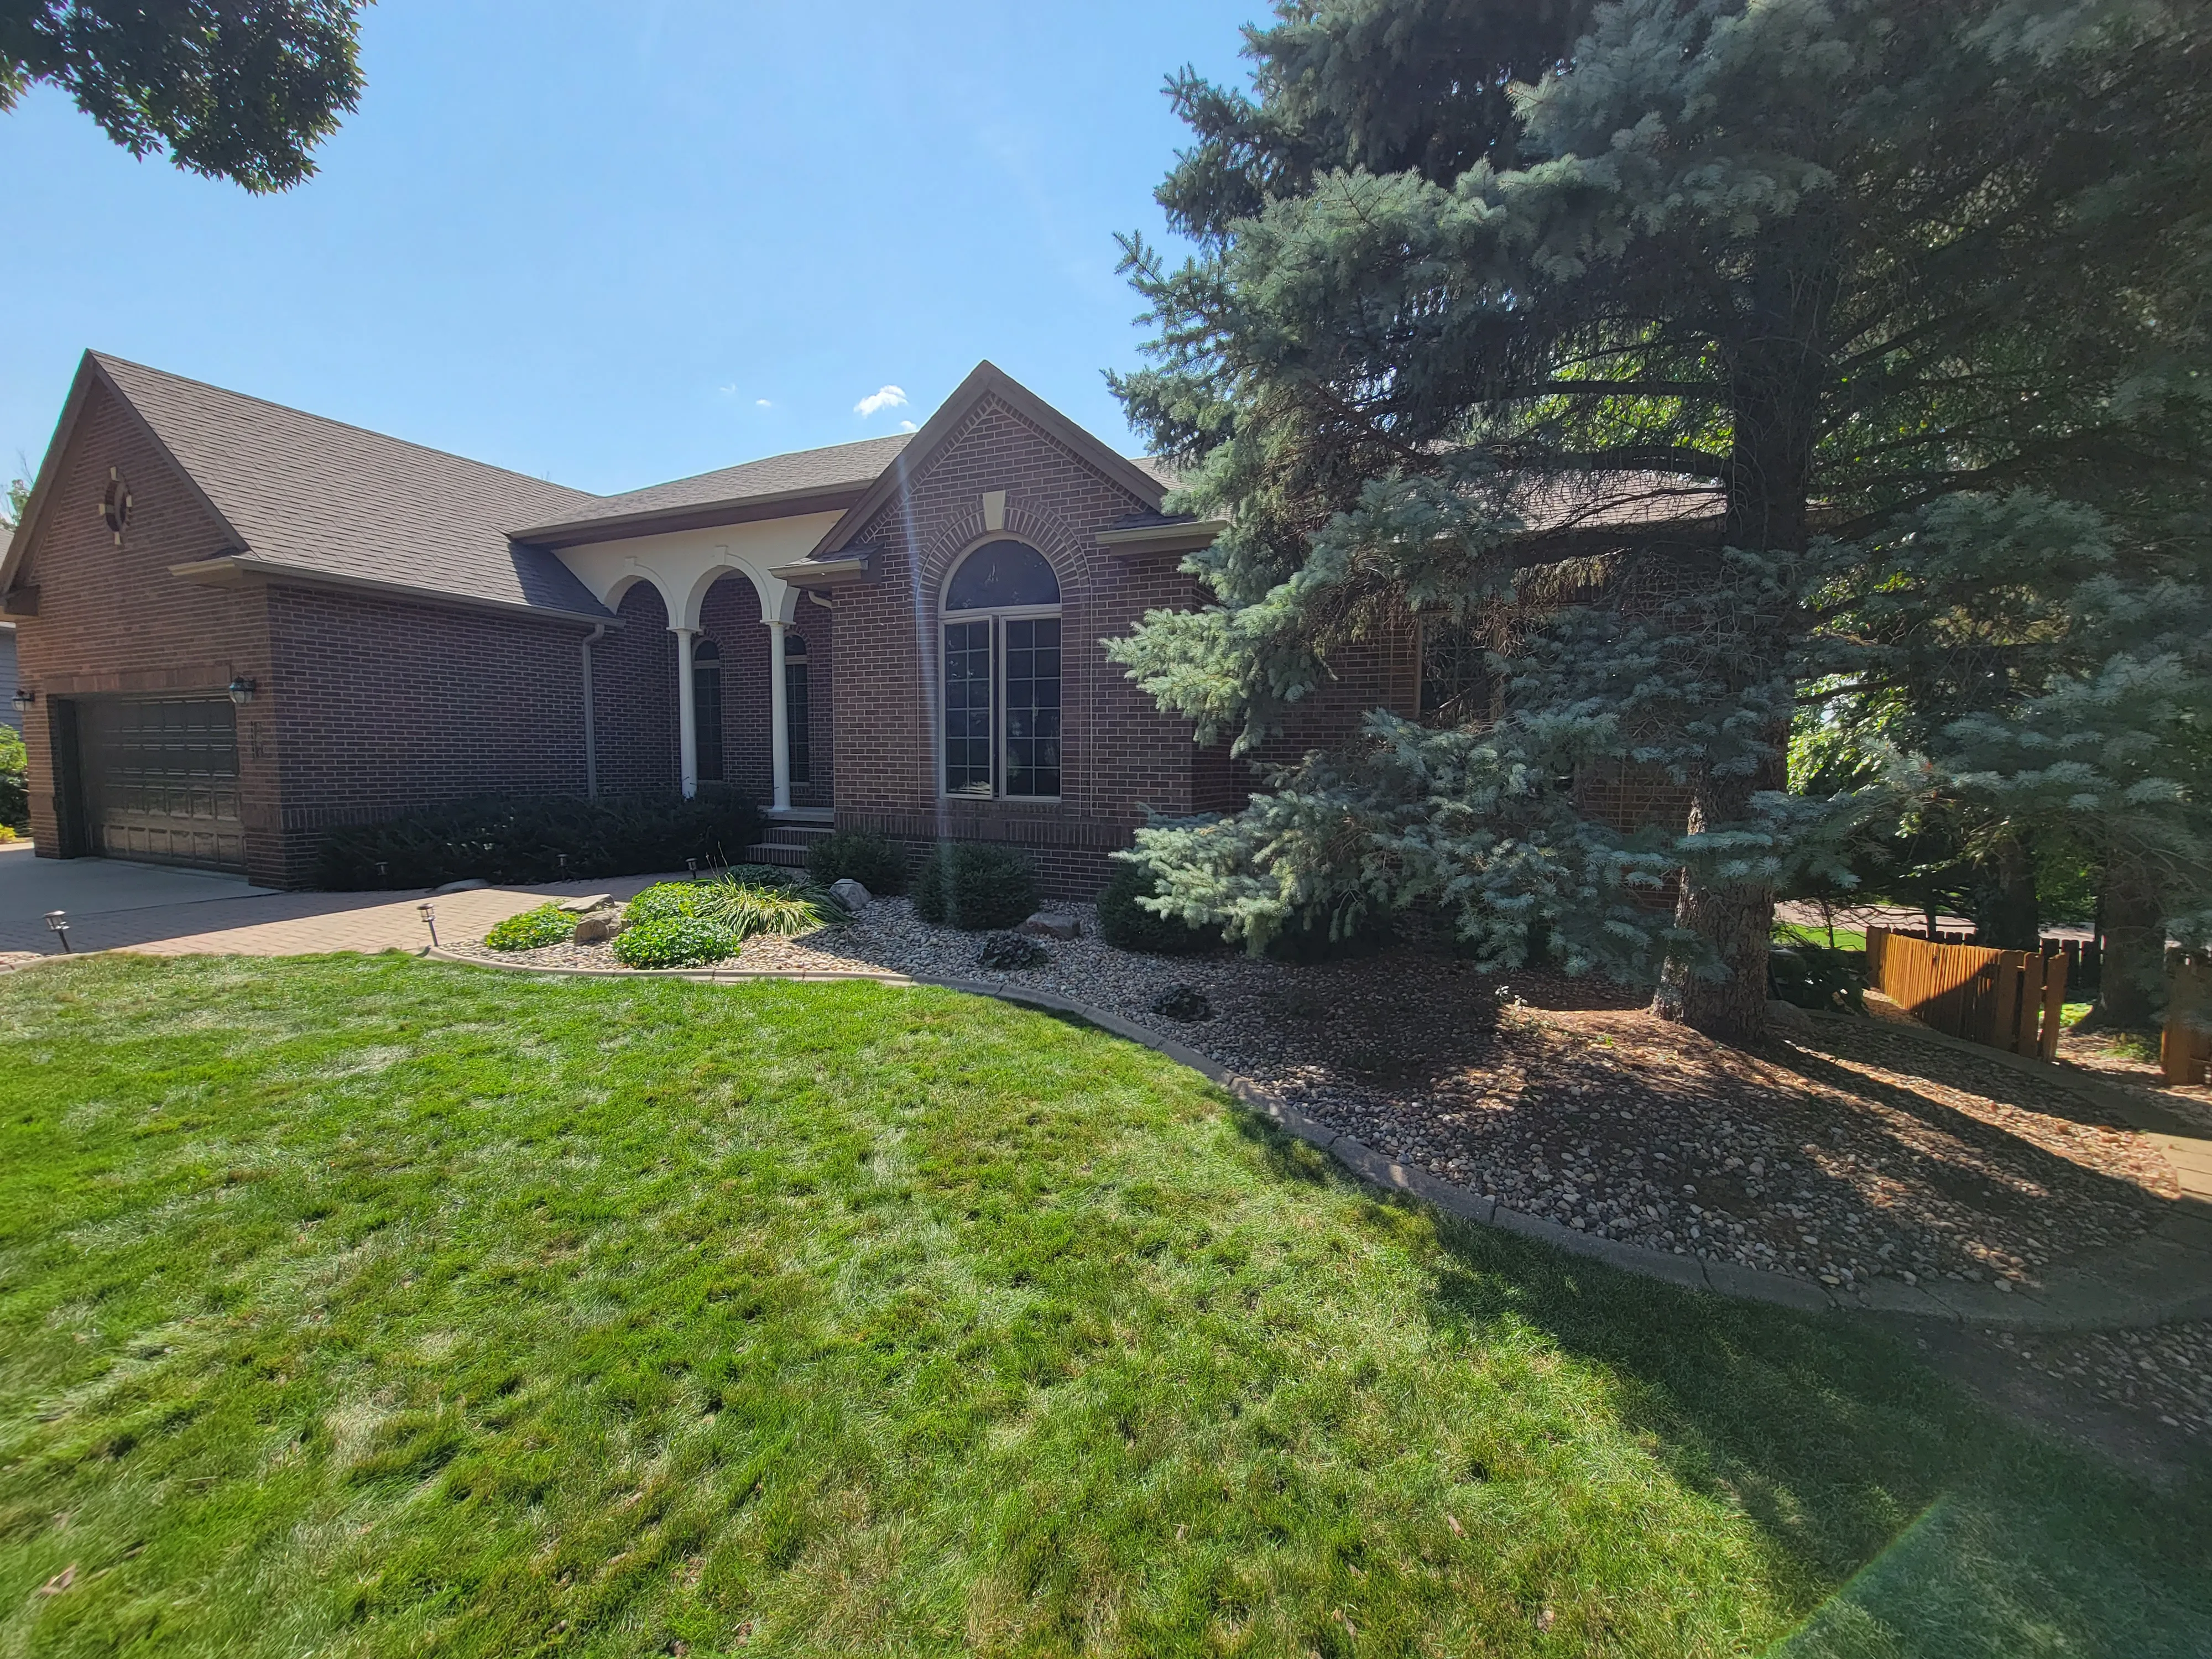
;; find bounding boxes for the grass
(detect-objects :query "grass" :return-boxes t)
[1773,923,1870,955]
[2,956,2207,1657]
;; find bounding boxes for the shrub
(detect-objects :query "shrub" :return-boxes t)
[911,842,1040,931]
[319,794,763,891]
[1768,943,1866,1014]
[484,903,574,953]
[0,824,17,843]
[612,916,739,969]
[686,875,834,937]
[805,828,907,894]
[1097,860,1219,954]
[0,725,26,833]
[624,881,706,927]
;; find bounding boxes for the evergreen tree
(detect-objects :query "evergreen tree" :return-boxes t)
[1110,0,2212,1043]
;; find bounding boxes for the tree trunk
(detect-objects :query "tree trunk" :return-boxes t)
[1974,831,2039,950]
[1653,768,1777,1046]
[2099,856,2166,1027]
[1651,257,1829,1049]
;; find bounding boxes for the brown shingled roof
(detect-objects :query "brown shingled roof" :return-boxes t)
[514,434,917,545]
[79,354,613,618]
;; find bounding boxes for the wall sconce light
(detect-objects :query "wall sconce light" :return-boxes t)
[44,911,71,953]
[9,687,32,713]
[417,902,439,950]
[226,676,258,706]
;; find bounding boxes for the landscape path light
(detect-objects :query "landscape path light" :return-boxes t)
[44,911,71,953]
[418,902,439,950]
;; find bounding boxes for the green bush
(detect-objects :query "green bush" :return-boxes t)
[0,725,26,833]
[805,828,907,894]
[623,881,706,927]
[319,794,762,890]
[1768,943,1866,1013]
[911,842,1039,931]
[612,916,739,969]
[687,874,834,937]
[1097,859,1219,954]
[484,903,573,952]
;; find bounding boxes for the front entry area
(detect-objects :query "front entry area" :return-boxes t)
[66,697,248,873]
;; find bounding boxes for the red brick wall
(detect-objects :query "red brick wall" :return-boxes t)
[825,396,1226,898]
[698,573,770,805]
[593,581,679,798]
[6,379,286,880]
[264,586,593,884]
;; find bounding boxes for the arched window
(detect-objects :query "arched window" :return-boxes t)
[692,639,723,783]
[942,540,1061,799]
[784,633,810,785]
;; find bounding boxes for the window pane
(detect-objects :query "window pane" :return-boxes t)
[1003,618,1061,797]
[693,655,723,784]
[945,540,1059,611]
[943,619,994,795]
[785,659,810,785]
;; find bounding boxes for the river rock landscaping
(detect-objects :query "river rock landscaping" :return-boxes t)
[454,896,2185,1295]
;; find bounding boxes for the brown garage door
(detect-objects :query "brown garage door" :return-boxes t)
[77,698,247,873]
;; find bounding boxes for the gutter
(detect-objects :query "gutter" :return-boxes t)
[169,554,619,629]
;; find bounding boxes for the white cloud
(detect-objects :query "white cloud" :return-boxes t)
[899,420,918,432]
[717,383,738,395]
[854,385,909,418]
[755,398,773,408]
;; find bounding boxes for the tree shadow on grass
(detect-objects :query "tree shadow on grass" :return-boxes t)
[1268,1111,2212,1658]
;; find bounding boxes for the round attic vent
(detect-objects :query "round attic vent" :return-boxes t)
[101,467,132,540]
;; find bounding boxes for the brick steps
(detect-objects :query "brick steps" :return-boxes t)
[740,812,833,872]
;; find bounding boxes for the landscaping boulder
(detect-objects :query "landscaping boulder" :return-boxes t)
[556,893,614,915]
[1019,911,1081,940]
[829,878,873,912]
[433,877,490,895]
[1150,984,1213,1022]
[978,932,1046,971]
[573,913,624,945]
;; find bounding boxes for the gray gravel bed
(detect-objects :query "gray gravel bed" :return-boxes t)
[1992,1321,2212,1441]
[456,898,2179,1291]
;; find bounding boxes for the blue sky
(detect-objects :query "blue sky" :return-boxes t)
[6,2,1259,497]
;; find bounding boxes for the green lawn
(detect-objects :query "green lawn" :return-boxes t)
[1772,923,1870,956]
[2,957,2205,1657]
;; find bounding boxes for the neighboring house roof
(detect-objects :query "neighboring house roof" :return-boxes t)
[513,434,916,547]
[3,353,614,622]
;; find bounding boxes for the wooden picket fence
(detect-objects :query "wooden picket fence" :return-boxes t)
[1865,926,2068,1061]
[2165,949,2212,1086]
[1888,928,2101,992]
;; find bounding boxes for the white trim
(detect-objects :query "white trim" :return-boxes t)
[768,619,791,812]
[673,625,700,799]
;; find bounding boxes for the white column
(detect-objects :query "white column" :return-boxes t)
[674,626,699,799]
[768,619,792,811]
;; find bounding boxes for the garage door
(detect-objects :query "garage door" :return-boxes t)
[77,698,247,873]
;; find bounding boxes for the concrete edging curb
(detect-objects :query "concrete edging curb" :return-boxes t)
[426,948,2212,1333]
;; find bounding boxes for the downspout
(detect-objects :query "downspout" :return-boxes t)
[581,622,607,799]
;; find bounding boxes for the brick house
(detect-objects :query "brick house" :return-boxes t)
[1,352,1421,894]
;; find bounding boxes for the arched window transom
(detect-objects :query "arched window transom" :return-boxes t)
[942,540,1061,799]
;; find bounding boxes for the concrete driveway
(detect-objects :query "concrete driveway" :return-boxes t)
[0,841,666,959]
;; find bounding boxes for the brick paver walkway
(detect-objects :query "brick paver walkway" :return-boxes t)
[0,846,671,960]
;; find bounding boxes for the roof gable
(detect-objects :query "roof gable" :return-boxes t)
[808,363,1166,560]
[6,353,613,620]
